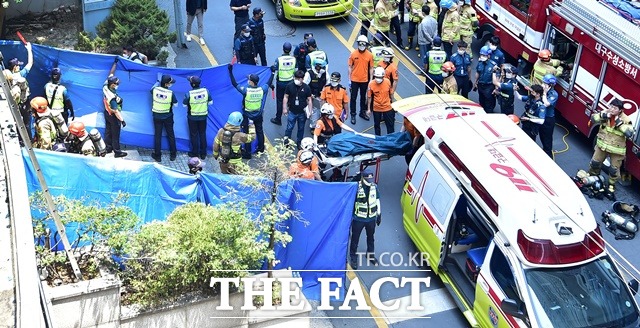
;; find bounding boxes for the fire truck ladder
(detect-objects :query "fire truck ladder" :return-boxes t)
[551,0,640,70]
[0,72,83,281]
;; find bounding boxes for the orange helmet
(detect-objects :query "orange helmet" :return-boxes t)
[30,97,49,113]
[441,61,456,73]
[508,114,521,125]
[69,121,86,137]
[538,49,551,61]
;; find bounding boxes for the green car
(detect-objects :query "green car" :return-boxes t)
[273,0,354,22]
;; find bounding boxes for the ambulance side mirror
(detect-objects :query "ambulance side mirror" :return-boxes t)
[500,298,526,319]
[629,279,639,296]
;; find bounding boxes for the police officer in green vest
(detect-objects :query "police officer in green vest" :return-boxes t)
[45,68,74,124]
[150,74,178,162]
[183,76,213,159]
[349,169,382,269]
[270,42,296,126]
[423,36,446,94]
[228,64,275,159]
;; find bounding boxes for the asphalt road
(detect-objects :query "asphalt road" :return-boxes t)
[168,1,640,327]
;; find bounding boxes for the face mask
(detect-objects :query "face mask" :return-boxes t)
[383,57,391,63]
[329,114,334,119]
[330,81,338,87]
[319,69,325,74]
[358,45,366,51]
[375,78,383,84]
[458,1,464,6]
[243,32,251,37]
[479,57,487,62]
[294,79,302,86]
[442,72,449,78]
[457,50,465,55]
[122,53,128,57]
[113,85,119,90]
[489,45,497,51]
[505,73,514,79]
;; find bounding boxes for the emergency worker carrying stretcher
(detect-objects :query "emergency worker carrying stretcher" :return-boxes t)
[313,103,356,145]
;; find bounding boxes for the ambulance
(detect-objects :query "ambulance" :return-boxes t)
[400,113,640,327]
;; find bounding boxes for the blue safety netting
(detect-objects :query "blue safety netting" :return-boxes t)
[0,41,270,153]
[23,149,356,300]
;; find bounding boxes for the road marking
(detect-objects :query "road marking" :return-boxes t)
[326,23,403,101]
[191,35,218,66]
[346,263,389,328]
[381,288,457,324]
[347,21,362,47]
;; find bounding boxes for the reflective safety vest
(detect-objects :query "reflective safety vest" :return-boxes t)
[374,4,391,32]
[459,6,478,37]
[277,55,296,82]
[428,50,447,74]
[244,87,264,113]
[189,88,209,116]
[152,87,173,114]
[370,46,386,65]
[531,59,563,85]
[354,183,378,219]
[409,0,425,23]
[308,50,327,67]
[441,10,460,42]
[427,1,438,20]
[308,69,326,96]
[358,0,375,20]
[593,112,633,155]
[45,82,66,110]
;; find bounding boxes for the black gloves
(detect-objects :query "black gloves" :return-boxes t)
[601,112,610,119]
[270,65,277,73]
[376,215,381,226]
[114,56,119,64]
[228,63,233,72]
[121,120,126,128]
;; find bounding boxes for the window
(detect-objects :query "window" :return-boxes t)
[547,27,579,86]
[510,0,531,13]
[490,247,519,301]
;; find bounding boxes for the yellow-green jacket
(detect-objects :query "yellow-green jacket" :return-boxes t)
[592,112,634,155]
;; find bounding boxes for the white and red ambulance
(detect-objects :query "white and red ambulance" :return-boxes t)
[401,112,640,327]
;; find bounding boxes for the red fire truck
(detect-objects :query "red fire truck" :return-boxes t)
[474,0,640,180]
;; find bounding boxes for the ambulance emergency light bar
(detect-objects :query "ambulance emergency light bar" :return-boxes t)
[517,228,605,265]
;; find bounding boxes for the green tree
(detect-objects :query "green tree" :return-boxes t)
[232,139,307,278]
[31,192,139,283]
[122,203,271,308]
[96,0,175,58]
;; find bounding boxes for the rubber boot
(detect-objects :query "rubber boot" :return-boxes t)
[405,37,413,50]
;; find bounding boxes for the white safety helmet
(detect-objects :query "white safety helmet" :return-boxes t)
[299,150,314,165]
[381,47,395,58]
[320,103,335,116]
[300,137,315,151]
[356,35,369,45]
[373,67,385,78]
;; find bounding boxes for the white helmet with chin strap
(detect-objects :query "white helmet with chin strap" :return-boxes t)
[356,35,369,45]
[300,137,315,150]
[320,103,335,117]
[373,67,385,78]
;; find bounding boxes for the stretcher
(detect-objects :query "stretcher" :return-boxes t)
[313,133,393,183]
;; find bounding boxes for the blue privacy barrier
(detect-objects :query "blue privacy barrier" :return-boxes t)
[23,149,356,300]
[0,41,270,153]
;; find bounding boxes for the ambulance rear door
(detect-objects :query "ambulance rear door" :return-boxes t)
[404,146,461,271]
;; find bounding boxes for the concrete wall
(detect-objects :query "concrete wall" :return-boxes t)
[5,0,79,19]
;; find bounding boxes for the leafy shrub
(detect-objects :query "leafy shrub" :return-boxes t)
[31,192,139,283]
[121,203,271,308]
[96,0,174,59]
[75,31,107,53]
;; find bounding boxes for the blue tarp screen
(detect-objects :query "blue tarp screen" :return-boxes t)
[0,41,270,153]
[23,149,356,300]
